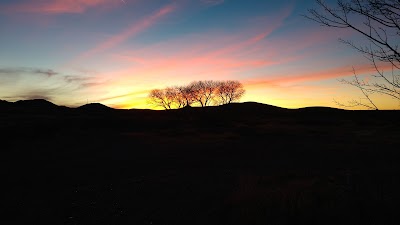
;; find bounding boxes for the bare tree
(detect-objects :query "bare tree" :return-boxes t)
[166,87,185,109]
[191,80,218,107]
[176,85,195,107]
[172,87,186,109]
[306,0,400,109]
[148,88,175,110]
[215,80,246,105]
[149,80,246,109]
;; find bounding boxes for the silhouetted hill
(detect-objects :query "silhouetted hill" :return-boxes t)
[14,99,57,108]
[0,99,396,116]
[174,102,288,116]
[297,106,345,112]
[220,101,287,112]
[0,99,61,113]
[0,99,113,113]
[0,99,11,107]
[0,98,381,116]
[78,103,114,111]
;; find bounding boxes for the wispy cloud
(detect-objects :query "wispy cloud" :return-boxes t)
[65,2,301,109]
[0,67,58,77]
[95,90,150,102]
[102,4,295,88]
[32,69,58,77]
[2,0,114,14]
[74,3,177,61]
[1,90,57,102]
[63,75,92,83]
[244,63,395,89]
[63,75,104,88]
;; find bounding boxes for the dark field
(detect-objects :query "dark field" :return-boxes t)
[1,100,400,225]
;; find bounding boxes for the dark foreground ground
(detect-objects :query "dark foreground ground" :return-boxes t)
[1,100,400,225]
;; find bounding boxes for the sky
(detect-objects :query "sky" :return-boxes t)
[0,0,398,109]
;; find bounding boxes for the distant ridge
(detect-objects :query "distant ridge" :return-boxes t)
[224,102,287,110]
[14,99,57,108]
[0,99,10,106]
[78,103,113,111]
[0,99,113,112]
[297,106,345,112]
[169,101,291,118]
[203,102,288,114]
[0,98,348,113]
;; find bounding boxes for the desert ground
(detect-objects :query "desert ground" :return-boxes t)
[2,99,400,225]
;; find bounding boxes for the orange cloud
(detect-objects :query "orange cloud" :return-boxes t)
[95,90,150,102]
[3,0,114,14]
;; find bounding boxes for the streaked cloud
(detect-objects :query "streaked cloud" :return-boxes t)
[1,90,57,102]
[74,3,177,61]
[243,63,395,89]
[0,67,58,77]
[95,90,150,102]
[63,75,92,83]
[106,3,294,82]
[2,0,114,14]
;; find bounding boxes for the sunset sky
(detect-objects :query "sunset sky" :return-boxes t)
[0,0,398,109]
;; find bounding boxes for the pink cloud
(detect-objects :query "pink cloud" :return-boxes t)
[244,63,395,89]
[102,4,295,84]
[75,7,312,76]
[109,47,280,86]
[95,90,150,102]
[3,0,115,14]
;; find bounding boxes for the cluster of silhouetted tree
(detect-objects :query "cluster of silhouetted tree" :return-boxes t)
[148,80,245,109]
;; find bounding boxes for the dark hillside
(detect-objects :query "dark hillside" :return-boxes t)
[78,103,114,111]
[1,99,65,114]
[1,99,400,225]
[14,99,57,108]
[212,101,287,113]
[0,99,10,105]
[297,106,345,112]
